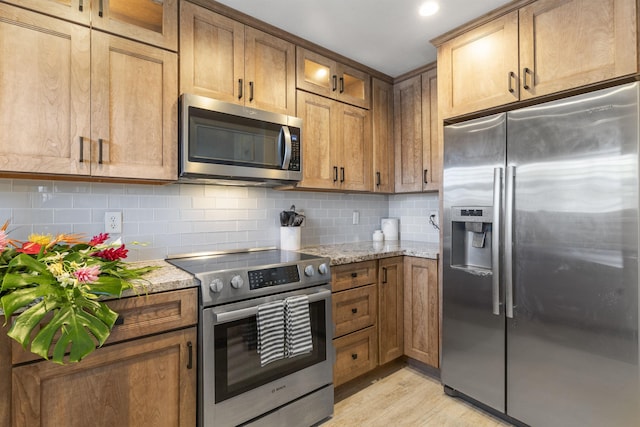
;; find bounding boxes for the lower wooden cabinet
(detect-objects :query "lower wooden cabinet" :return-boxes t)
[1,288,198,427]
[333,326,378,387]
[331,261,378,386]
[404,257,439,368]
[378,256,404,365]
[12,328,197,427]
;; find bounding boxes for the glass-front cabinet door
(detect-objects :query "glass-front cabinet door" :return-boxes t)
[297,47,370,109]
[5,0,177,50]
[92,0,178,51]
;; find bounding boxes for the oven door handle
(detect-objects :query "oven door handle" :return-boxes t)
[213,288,332,324]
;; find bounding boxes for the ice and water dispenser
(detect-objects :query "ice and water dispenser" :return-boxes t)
[450,207,494,271]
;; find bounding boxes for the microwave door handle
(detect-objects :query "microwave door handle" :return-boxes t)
[213,288,331,324]
[279,126,292,170]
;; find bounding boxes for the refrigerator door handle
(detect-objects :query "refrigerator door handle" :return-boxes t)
[505,165,516,318]
[492,167,502,315]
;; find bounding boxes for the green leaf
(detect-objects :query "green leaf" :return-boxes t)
[8,253,52,275]
[1,272,55,291]
[6,299,55,348]
[1,283,59,320]
[30,302,112,364]
[88,276,129,296]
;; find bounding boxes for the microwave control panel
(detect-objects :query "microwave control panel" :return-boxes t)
[289,130,301,171]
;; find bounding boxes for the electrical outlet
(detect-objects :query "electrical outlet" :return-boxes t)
[352,210,360,225]
[105,211,122,234]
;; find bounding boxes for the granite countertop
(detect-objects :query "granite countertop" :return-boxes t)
[299,240,439,266]
[121,259,199,297]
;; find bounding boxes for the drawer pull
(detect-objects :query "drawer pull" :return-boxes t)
[351,272,358,278]
[351,308,358,314]
[351,353,358,360]
[382,267,388,284]
[114,316,124,326]
[187,341,193,370]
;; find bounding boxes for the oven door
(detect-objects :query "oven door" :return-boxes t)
[201,285,333,427]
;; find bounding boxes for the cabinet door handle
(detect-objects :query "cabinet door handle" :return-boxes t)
[351,353,358,360]
[382,267,388,284]
[351,272,358,278]
[508,71,516,93]
[79,136,84,163]
[79,0,83,11]
[376,171,381,187]
[351,308,358,314]
[187,341,193,369]
[98,0,103,17]
[423,169,429,184]
[339,77,344,93]
[98,138,103,164]
[238,79,243,99]
[249,81,254,102]
[340,167,345,183]
[523,67,532,90]
[333,166,338,182]
[332,75,337,92]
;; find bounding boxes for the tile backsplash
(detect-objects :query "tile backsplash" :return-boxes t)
[0,179,439,261]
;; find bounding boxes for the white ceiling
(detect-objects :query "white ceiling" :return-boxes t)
[214,0,512,77]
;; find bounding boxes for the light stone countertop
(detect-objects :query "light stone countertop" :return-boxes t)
[121,259,199,297]
[299,240,439,266]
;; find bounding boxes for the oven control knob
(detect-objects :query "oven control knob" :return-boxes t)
[209,278,224,293]
[318,263,329,275]
[304,265,315,277]
[230,275,244,289]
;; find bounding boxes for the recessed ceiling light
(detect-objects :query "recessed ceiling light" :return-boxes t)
[419,1,440,17]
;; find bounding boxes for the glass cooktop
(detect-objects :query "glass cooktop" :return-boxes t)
[166,249,321,275]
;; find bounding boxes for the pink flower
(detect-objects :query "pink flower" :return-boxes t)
[93,244,128,261]
[89,233,109,246]
[0,229,7,252]
[74,265,101,283]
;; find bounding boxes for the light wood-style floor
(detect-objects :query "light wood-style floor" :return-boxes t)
[321,363,513,427]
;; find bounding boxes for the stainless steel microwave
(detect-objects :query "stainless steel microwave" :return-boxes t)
[179,94,302,186]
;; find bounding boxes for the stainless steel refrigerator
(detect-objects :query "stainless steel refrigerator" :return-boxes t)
[442,82,640,427]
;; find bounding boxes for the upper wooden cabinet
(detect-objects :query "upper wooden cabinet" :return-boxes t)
[297,90,372,192]
[394,68,439,193]
[436,0,637,118]
[0,3,177,181]
[297,48,371,109]
[4,0,178,50]
[180,2,296,115]
[518,0,636,100]
[372,78,394,193]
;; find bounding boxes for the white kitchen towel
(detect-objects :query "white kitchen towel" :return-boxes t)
[256,300,285,367]
[284,295,313,358]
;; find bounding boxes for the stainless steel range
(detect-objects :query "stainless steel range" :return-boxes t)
[167,248,334,427]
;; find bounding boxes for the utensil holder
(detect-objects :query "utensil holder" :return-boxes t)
[280,227,301,251]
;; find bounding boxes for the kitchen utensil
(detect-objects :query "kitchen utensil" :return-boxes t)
[280,211,290,226]
[292,214,305,227]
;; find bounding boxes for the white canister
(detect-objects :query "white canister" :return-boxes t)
[373,230,384,242]
[381,218,399,241]
[280,227,301,250]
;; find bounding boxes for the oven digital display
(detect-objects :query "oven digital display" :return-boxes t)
[248,265,300,289]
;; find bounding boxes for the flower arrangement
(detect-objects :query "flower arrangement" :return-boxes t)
[0,222,156,364]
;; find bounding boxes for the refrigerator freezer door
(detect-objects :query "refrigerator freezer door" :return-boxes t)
[506,83,640,427]
[442,113,507,411]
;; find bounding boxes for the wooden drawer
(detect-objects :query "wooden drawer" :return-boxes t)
[333,326,378,387]
[10,288,198,365]
[332,260,377,292]
[333,284,377,337]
